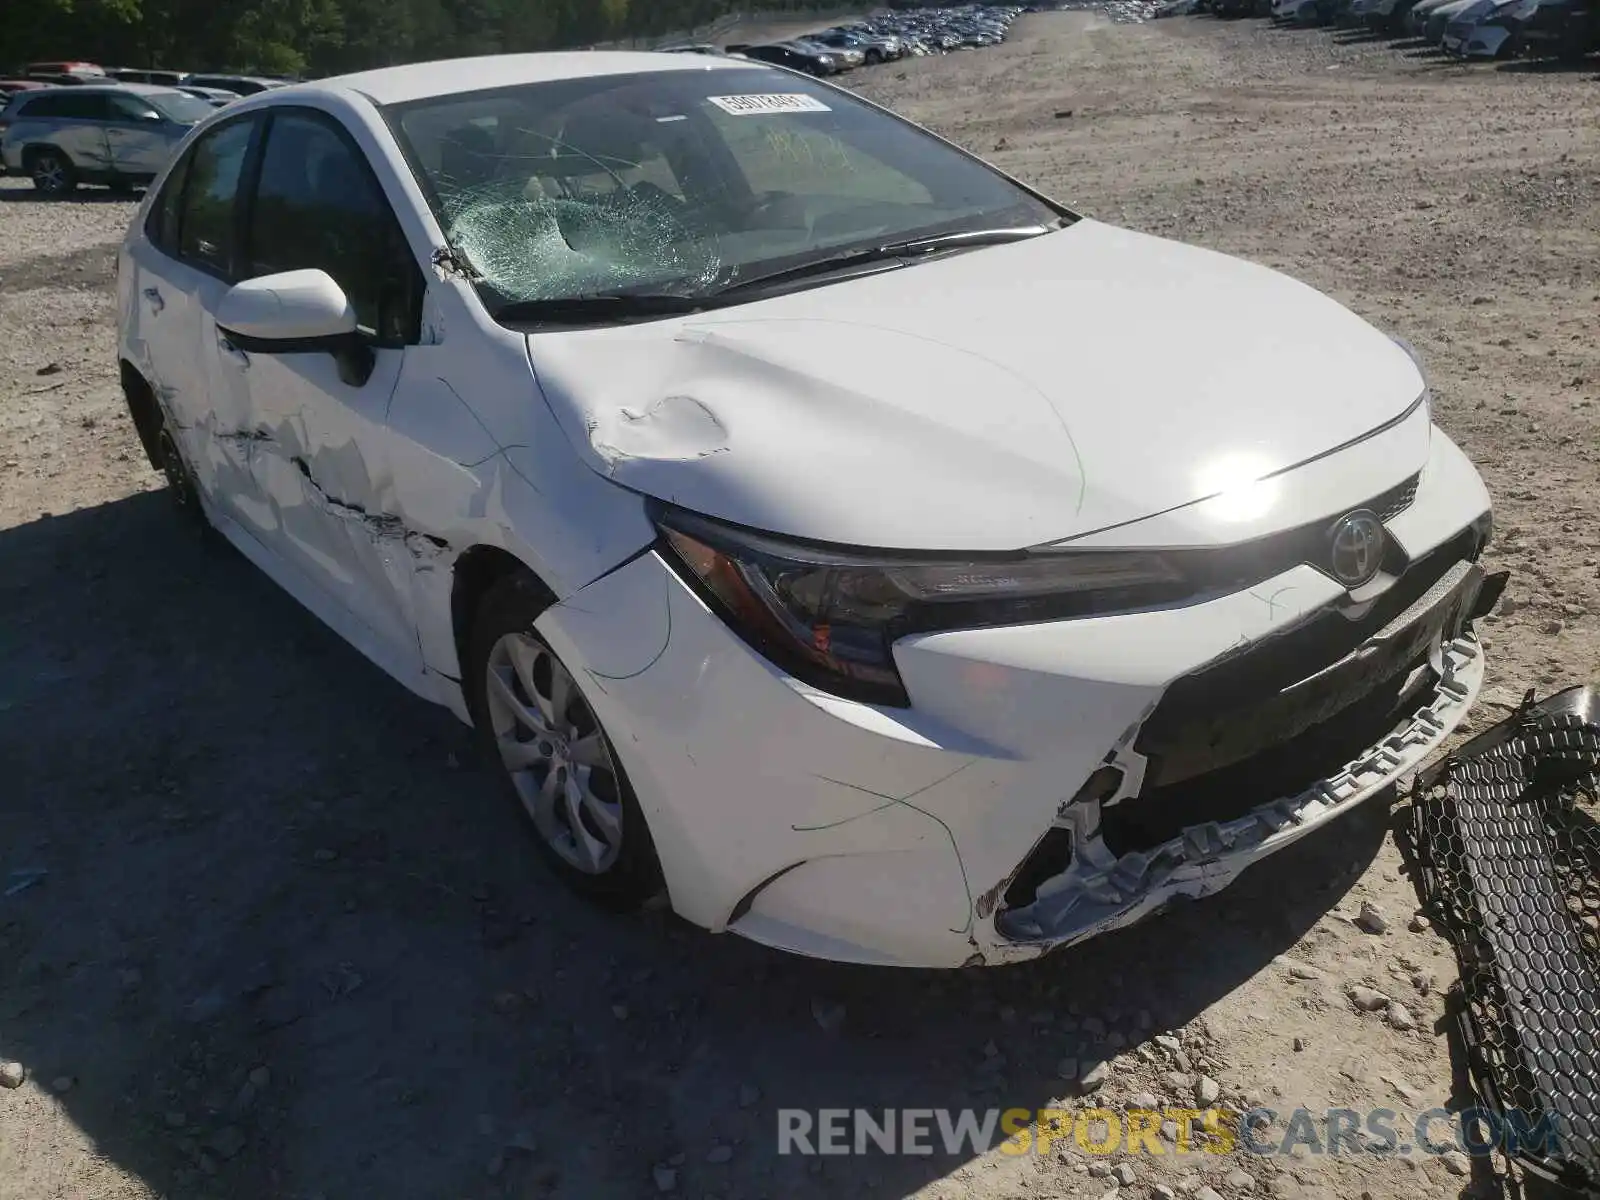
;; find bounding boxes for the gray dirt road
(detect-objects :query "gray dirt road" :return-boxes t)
[1,12,1598,1200]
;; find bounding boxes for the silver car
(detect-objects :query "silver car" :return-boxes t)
[0,84,213,194]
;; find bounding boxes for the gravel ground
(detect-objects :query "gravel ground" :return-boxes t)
[1,13,1597,1200]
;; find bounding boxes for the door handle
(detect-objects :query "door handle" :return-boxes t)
[141,286,164,313]
[217,332,250,368]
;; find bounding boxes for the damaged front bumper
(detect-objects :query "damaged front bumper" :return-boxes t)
[996,635,1483,955]
[995,560,1494,957]
[535,433,1497,968]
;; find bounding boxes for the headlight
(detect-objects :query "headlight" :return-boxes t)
[655,505,1190,706]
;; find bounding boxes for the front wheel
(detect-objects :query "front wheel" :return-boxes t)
[30,150,76,195]
[466,574,664,911]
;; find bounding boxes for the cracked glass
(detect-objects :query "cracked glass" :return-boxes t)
[387,67,1061,314]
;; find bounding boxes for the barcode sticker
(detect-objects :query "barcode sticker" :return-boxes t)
[707,94,832,116]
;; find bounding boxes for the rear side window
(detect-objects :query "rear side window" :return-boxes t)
[177,118,253,274]
[244,110,422,344]
[146,152,191,256]
[15,92,108,120]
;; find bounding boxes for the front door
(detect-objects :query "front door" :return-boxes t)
[230,106,429,678]
[103,91,179,178]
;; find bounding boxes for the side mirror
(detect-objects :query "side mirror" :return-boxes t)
[216,269,374,386]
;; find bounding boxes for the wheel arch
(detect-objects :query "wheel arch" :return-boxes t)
[119,359,165,470]
[450,544,557,677]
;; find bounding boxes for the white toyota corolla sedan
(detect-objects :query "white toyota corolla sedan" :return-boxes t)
[116,51,1500,968]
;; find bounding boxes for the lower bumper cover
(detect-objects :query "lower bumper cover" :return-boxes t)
[999,633,1482,950]
[995,561,1493,955]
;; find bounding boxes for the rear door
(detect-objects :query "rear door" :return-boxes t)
[16,91,111,174]
[127,113,273,530]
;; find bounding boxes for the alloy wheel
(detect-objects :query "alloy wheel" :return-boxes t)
[485,632,625,875]
[32,155,67,193]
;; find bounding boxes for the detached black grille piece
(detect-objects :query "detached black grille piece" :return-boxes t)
[1403,685,1600,1195]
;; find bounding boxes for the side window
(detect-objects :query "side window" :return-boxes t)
[245,111,422,345]
[146,150,192,255]
[178,119,253,275]
[106,93,162,124]
[17,94,66,119]
[57,93,110,121]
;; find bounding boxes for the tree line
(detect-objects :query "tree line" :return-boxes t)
[15,0,842,79]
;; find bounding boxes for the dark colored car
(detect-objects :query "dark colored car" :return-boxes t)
[731,43,841,75]
[1518,0,1600,55]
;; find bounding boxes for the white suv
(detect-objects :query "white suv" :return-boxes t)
[1,84,214,193]
[116,52,1499,968]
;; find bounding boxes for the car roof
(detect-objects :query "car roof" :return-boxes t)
[22,82,181,96]
[295,51,758,107]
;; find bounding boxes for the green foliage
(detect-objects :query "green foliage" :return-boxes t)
[7,0,829,75]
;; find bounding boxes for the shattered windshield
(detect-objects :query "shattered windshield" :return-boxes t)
[386,67,1065,317]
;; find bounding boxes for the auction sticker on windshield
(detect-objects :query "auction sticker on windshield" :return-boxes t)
[708,94,832,116]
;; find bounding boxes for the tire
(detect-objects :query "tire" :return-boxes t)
[154,416,209,528]
[466,573,664,911]
[29,149,76,195]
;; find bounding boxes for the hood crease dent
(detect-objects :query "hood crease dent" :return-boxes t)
[525,220,1427,552]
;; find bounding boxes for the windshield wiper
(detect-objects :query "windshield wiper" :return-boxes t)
[710,225,1059,298]
[493,292,706,325]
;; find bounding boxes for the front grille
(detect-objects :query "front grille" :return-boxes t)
[1401,688,1600,1194]
[1102,533,1492,856]
[1375,472,1421,522]
[1138,527,1481,780]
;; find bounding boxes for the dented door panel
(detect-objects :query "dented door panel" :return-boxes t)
[242,346,422,678]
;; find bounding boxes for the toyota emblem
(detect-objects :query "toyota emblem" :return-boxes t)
[1329,510,1386,588]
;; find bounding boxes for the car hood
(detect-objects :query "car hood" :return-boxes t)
[526,219,1425,551]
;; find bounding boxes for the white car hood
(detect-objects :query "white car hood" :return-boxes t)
[526,218,1425,551]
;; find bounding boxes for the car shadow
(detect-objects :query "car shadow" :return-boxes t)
[1494,55,1600,73]
[0,186,141,204]
[0,491,1390,1200]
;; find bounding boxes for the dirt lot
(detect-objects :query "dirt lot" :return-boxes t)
[1,12,1597,1200]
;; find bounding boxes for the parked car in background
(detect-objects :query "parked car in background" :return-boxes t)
[1516,0,1599,56]
[1273,0,1326,24]
[1442,0,1504,49]
[177,84,241,106]
[730,42,843,75]
[24,61,107,82]
[1456,0,1531,52]
[0,84,213,192]
[0,80,47,95]
[1407,0,1461,33]
[810,28,905,62]
[1424,0,1480,41]
[117,51,1495,969]
[106,68,188,86]
[182,73,285,95]
[793,37,865,68]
